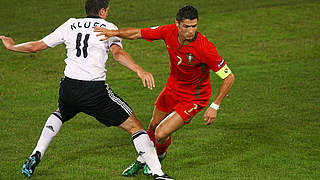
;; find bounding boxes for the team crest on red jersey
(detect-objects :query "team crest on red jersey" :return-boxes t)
[186,53,195,65]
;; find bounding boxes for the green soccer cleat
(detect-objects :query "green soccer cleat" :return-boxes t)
[121,160,145,176]
[143,152,167,176]
[22,151,41,177]
[143,164,152,176]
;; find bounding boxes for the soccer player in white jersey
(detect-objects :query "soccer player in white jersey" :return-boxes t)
[0,0,172,179]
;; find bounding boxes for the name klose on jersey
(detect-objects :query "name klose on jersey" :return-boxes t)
[71,21,106,30]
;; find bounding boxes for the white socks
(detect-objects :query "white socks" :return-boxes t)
[31,112,62,159]
[30,114,164,176]
[132,130,164,176]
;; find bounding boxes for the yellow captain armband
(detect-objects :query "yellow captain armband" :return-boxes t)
[216,64,232,79]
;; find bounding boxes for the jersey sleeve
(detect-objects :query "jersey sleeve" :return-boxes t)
[202,39,231,79]
[107,23,123,49]
[42,18,71,47]
[141,25,168,42]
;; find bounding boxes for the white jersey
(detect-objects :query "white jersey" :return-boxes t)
[42,16,122,81]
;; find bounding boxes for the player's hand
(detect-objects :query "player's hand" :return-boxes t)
[0,36,15,50]
[203,107,217,125]
[136,69,155,90]
[94,26,117,41]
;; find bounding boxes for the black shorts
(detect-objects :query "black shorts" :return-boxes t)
[58,76,132,127]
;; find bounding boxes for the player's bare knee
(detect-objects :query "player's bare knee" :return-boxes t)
[155,128,168,144]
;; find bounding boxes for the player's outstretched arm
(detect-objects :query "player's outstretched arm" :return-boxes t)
[0,36,48,53]
[204,72,235,125]
[110,44,155,90]
[94,27,142,41]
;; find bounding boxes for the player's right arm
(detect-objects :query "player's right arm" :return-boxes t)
[110,44,155,90]
[0,36,48,53]
[95,24,168,42]
[94,27,142,41]
[0,19,70,53]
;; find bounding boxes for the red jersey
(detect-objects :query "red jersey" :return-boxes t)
[141,24,225,105]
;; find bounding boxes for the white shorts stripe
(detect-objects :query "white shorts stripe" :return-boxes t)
[105,84,133,116]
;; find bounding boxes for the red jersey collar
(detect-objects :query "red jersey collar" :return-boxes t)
[177,31,198,46]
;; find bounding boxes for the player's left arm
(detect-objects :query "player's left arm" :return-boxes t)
[204,67,235,125]
[204,71,235,125]
[0,36,48,53]
[110,44,155,90]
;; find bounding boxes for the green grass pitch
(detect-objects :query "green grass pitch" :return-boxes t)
[0,0,319,179]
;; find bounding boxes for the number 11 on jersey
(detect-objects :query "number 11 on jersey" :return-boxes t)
[76,33,90,58]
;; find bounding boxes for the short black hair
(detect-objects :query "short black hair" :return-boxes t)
[176,5,198,23]
[85,0,109,16]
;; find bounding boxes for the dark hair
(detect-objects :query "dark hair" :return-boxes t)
[85,0,109,16]
[176,5,198,23]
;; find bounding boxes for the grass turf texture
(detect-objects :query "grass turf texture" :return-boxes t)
[0,0,319,179]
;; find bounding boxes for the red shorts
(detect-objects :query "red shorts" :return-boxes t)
[155,88,209,124]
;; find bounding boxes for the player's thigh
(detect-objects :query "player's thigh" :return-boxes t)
[84,84,133,128]
[150,88,175,130]
[155,111,184,141]
[118,113,144,135]
[57,78,80,122]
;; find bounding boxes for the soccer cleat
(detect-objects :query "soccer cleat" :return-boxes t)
[143,164,152,176]
[153,174,173,180]
[22,151,41,177]
[121,160,145,176]
[143,152,167,176]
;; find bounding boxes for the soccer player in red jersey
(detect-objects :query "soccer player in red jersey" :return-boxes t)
[95,5,235,176]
